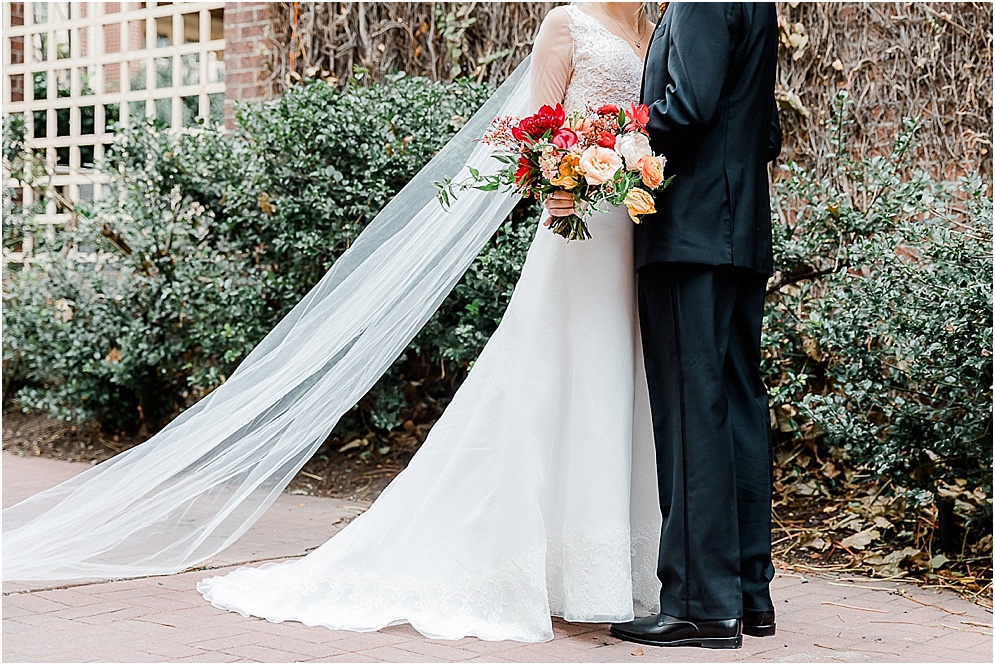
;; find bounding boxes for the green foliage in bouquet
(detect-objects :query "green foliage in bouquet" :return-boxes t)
[764,92,992,517]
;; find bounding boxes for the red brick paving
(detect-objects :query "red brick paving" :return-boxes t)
[3,452,992,663]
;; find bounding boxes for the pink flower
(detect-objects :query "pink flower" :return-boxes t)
[577,145,623,185]
[539,150,559,180]
[551,128,578,150]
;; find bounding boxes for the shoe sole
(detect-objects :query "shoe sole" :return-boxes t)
[744,624,776,637]
[609,627,742,649]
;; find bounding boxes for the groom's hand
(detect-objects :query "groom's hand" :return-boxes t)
[544,190,577,217]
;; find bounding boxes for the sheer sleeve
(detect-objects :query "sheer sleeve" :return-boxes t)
[529,6,574,109]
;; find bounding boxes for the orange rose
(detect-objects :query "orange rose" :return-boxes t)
[561,153,581,173]
[551,154,581,189]
[636,155,665,189]
[624,188,657,223]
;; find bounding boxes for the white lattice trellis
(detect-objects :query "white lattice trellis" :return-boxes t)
[2,1,226,264]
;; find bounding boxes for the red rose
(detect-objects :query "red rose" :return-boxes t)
[597,104,620,115]
[626,102,650,131]
[551,128,578,150]
[516,103,566,140]
[596,131,616,149]
[514,155,534,186]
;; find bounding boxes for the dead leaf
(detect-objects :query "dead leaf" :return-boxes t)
[802,336,825,362]
[829,511,862,532]
[840,528,881,550]
[53,299,74,322]
[930,554,950,569]
[800,535,830,551]
[862,547,921,577]
[791,478,820,497]
[338,438,367,453]
[872,515,893,530]
[821,460,841,479]
[776,90,811,118]
[258,191,276,215]
[631,647,645,656]
[791,43,808,61]
[105,348,122,363]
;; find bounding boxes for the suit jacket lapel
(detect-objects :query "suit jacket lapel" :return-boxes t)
[641,10,673,105]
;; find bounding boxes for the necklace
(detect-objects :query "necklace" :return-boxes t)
[600,3,647,49]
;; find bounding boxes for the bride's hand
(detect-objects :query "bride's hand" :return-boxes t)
[543,190,577,218]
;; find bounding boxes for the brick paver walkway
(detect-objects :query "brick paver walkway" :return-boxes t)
[3,452,992,663]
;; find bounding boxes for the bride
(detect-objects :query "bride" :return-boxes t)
[4,2,662,644]
[199,2,662,643]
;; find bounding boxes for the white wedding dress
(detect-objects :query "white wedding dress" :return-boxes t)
[198,5,662,643]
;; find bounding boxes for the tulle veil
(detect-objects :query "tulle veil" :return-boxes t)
[3,57,534,582]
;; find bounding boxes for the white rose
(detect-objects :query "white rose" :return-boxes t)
[615,133,652,170]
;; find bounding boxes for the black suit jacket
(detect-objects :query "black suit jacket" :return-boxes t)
[636,2,781,275]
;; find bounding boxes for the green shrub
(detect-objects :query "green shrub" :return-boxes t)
[2,115,42,259]
[764,92,993,513]
[4,85,990,524]
[2,76,538,433]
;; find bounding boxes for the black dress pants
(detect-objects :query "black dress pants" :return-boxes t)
[637,262,775,620]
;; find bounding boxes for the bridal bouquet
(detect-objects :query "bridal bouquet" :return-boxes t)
[436,102,671,241]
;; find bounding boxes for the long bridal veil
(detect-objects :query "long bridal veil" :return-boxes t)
[3,58,532,582]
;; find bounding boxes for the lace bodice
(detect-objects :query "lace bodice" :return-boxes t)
[529,5,646,113]
[562,6,645,113]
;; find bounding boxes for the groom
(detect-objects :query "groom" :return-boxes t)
[610,3,782,650]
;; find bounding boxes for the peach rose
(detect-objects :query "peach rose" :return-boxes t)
[569,115,595,134]
[578,145,623,186]
[636,154,665,188]
[624,187,657,223]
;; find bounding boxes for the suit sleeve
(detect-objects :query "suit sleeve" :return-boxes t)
[646,3,734,154]
[768,102,782,161]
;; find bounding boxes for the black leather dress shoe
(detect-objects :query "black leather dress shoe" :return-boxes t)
[610,613,742,649]
[743,610,776,637]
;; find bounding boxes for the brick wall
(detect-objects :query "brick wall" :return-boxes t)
[223,2,276,128]
[9,2,24,102]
